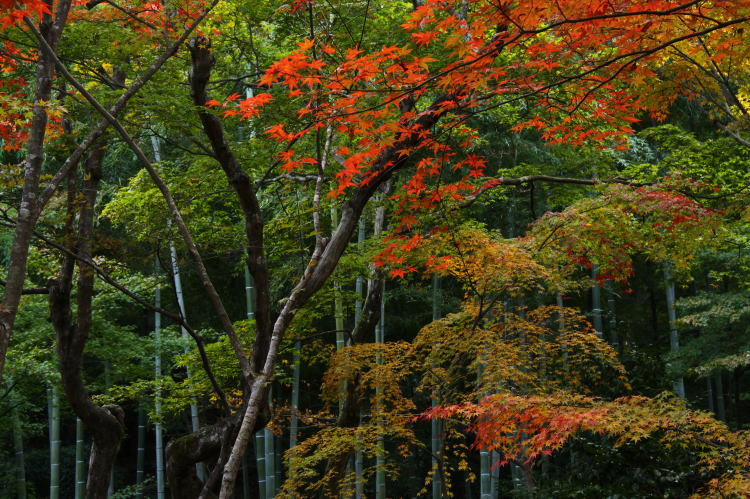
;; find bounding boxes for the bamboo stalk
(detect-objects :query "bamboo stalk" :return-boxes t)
[155,259,166,499]
[375,286,386,499]
[664,263,685,398]
[48,386,60,499]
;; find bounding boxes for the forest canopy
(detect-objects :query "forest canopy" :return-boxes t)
[1,0,750,497]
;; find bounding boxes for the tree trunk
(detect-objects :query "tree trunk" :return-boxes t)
[375,287,386,499]
[591,266,604,339]
[136,406,145,499]
[246,266,267,499]
[75,419,86,498]
[166,414,241,498]
[0,0,72,377]
[431,275,444,499]
[50,148,125,499]
[319,201,387,497]
[289,339,301,456]
[7,378,27,499]
[104,361,115,497]
[664,263,685,398]
[169,241,206,481]
[48,386,61,499]
[605,280,619,352]
[264,388,276,498]
[155,260,166,499]
[354,218,366,499]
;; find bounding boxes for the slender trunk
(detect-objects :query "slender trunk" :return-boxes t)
[48,386,61,499]
[169,241,206,481]
[431,275,443,499]
[354,218,365,499]
[75,419,85,498]
[734,369,742,428]
[320,263,385,496]
[715,373,727,422]
[490,450,500,499]
[104,361,114,497]
[155,260,166,499]
[264,386,276,498]
[332,207,346,354]
[246,266,267,499]
[707,377,715,414]
[245,263,275,497]
[331,206,353,497]
[664,263,685,398]
[255,433,266,499]
[151,134,206,479]
[0,0,72,376]
[480,449,491,499]
[557,293,569,382]
[51,149,125,499]
[136,406,145,499]
[275,434,282,494]
[289,338,301,456]
[591,266,603,339]
[8,378,27,499]
[375,288,386,499]
[605,280,619,352]
[478,314,491,499]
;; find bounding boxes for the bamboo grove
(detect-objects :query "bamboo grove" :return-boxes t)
[1,0,750,497]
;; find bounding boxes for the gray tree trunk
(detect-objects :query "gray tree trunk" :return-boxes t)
[605,280,619,351]
[169,241,206,481]
[264,387,276,498]
[354,218,365,499]
[75,417,85,499]
[245,266,266,499]
[591,266,603,339]
[715,374,727,422]
[7,378,27,499]
[0,0,72,377]
[48,386,61,499]
[664,264,685,398]
[136,407,145,499]
[375,289,386,499]
[431,275,443,499]
[155,262,166,499]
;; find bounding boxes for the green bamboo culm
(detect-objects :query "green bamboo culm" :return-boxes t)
[154,258,166,499]
[169,241,206,481]
[605,280,619,352]
[265,385,276,498]
[289,338,301,453]
[48,385,60,499]
[151,133,207,483]
[135,406,145,499]
[375,283,386,499]
[6,378,27,499]
[591,266,604,339]
[354,217,365,499]
[663,263,686,399]
[245,264,268,499]
[104,361,114,497]
[75,417,85,499]
[430,275,443,499]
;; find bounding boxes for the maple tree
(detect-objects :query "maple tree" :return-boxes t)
[424,392,750,496]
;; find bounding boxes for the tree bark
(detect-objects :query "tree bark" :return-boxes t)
[188,37,272,378]
[0,0,72,377]
[49,148,125,499]
[321,197,388,498]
